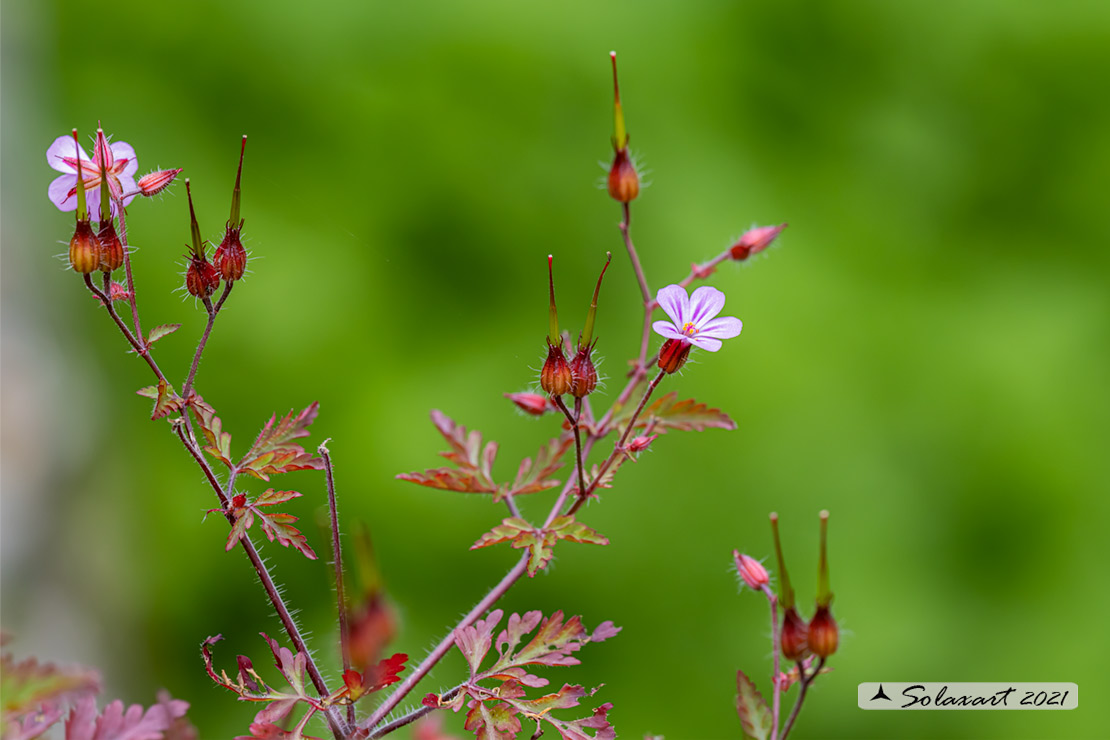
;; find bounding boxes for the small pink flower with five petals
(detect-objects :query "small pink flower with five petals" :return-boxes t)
[652,284,743,351]
[46,129,138,216]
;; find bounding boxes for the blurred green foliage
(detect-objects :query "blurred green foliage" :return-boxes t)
[3,1,1108,737]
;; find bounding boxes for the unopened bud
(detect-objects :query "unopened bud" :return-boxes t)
[68,219,102,274]
[214,224,246,282]
[657,338,691,374]
[568,343,598,398]
[137,169,183,197]
[733,551,770,591]
[608,149,639,203]
[730,223,787,261]
[185,255,220,298]
[505,392,550,416]
[540,344,573,397]
[807,604,838,658]
[94,280,132,306]
[628,434,657,453]
[97,219,124,273]
[781,606,809,661]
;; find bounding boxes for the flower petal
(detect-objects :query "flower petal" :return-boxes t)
[110,141,139,179]
[46,135,91,174]
[656,284,689,326]
[697,316,743,340]
[652,320,685,340]
[48,173,79,211]
[689,335,723,351]
[688,286,726,327]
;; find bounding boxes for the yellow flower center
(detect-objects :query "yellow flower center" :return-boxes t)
[681,321,699,336]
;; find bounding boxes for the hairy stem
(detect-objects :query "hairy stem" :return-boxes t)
[361,554,531,732]
[762,585,781,740]
[83,275,167,383]
[618,202,653,373]
[567,368,665,516]
[365,685,462,738]
[113,202,145,343]
[182,284,229,399]
[552,396,586,508]
[779,657,825,740]
[176,424,347,737]
[320,442,355,726]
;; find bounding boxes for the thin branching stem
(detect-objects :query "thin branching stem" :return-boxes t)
[183,288,223,398]
[173,422,348,737]
[320,441,356,726]
[779,656,826,740]
[761,585,781,740]
[83,275,167,383]
[552,395,586,508]
[365,685,463,738]
[618,203,653,373]
[114,202,145,343]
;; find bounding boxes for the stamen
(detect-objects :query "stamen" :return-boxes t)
[681,321,699,336]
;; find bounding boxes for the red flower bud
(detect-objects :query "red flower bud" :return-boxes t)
[97,219,124,273]
[213,223,246,282]
[505,392,550,416]
[730,223,787,261]
[781,606,809,661]
[628,434,657,453]
[540,344,573,397]
[733,551,770,591]
[657,338,691,374]
[568,343,598,398]
[807,604,838,658]
[608,149,640,203]
[185,255,220,298]
[137,168,183,197]
[68,218,102,274]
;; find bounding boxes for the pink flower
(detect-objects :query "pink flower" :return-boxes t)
[46,129,139,215]
[652,284,742,351]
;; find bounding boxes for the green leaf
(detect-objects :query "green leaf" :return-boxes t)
[136,385,159,399]
[254,510,317,560]
[736,670,773,740]
[463,698,521,740]
[147,323,182,345]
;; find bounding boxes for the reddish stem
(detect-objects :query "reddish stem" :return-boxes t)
[320,442,354,726]
[762,584,781,740]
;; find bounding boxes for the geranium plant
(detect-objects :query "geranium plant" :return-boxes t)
[1,51,832,739]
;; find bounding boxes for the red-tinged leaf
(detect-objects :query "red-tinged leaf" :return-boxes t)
[412,713,463,740]
[191,396,233,469]
[254,510,317,560]
[5,703,64,739]
[399,412,500,495]
[252,697,298,726]
[254,489,302,507]
[225,508,255,552]
[362,653,407,694]
[471,518,531,550]
[637,391,736,432]
[398,467,499,495]
[147,323,181,345]
[509,436,573,496]
[543,701,615,740]
[482,613,620,684]
[587,457,624,491]
[63,694,189,740]
[472,517,606,578]
[513,682,585,713]
[260,633,307,699]
[454,610,503,679]
[463,699,520,740]
[238,404,325,481]
[235,721,322,740]
[0,652,100,722]
[151,379,184,421]
[548,516,608,546]
[736,670,772,740]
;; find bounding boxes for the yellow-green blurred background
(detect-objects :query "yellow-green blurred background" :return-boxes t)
[3,1,1108,738]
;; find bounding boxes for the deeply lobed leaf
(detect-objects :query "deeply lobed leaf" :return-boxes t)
[399,412,499,495]
[64,694,189,740]
[471,517,607,577]
[238,404,325,481]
